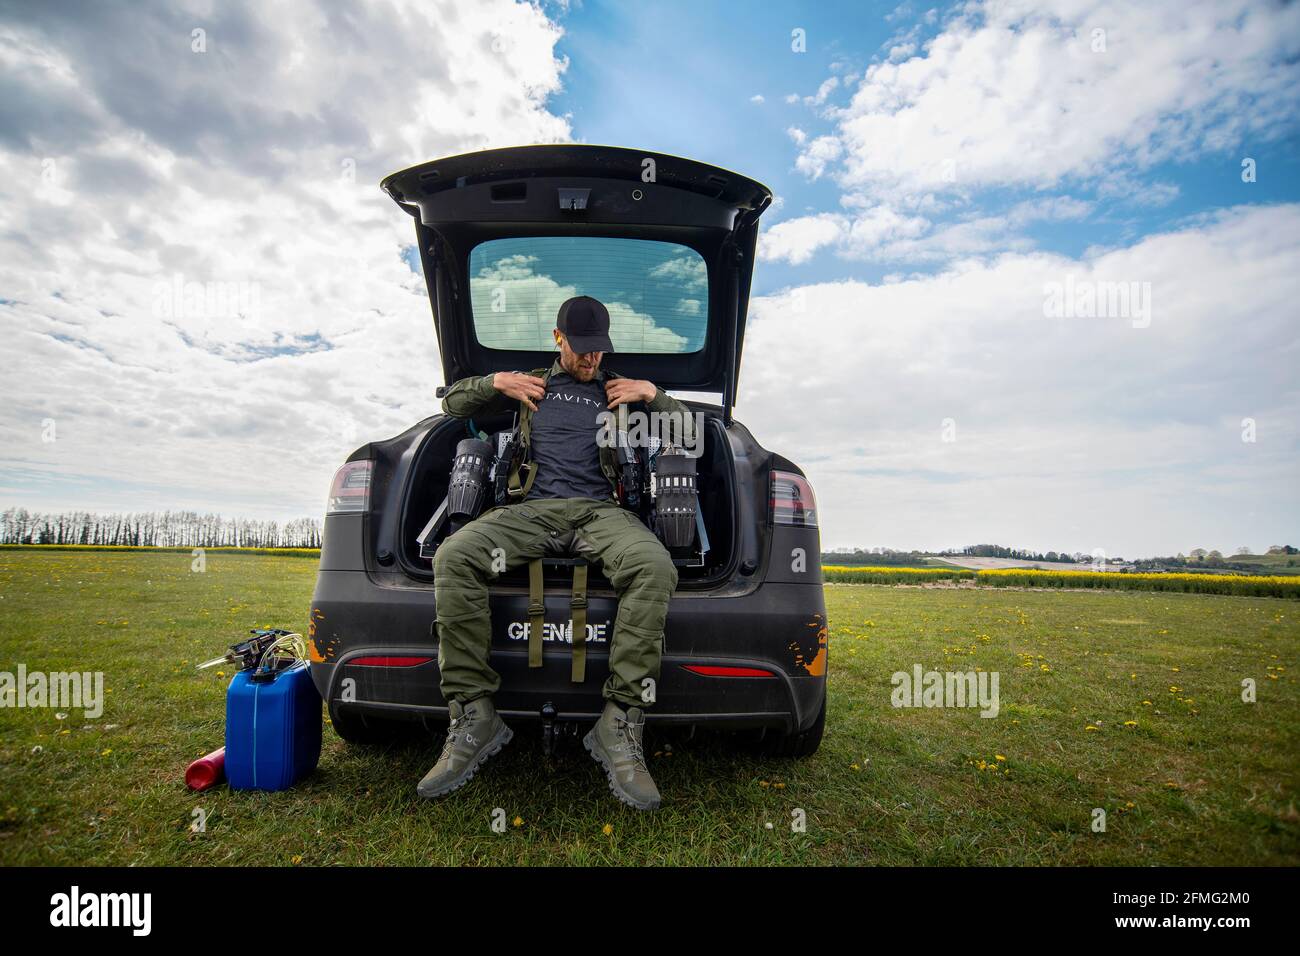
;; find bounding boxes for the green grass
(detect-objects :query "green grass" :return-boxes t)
[1,551,1297,866]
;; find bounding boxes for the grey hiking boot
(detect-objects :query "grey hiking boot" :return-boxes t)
[583,700,661,811]
[417,696,513,799]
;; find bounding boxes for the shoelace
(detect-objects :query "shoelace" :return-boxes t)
[615,712,648,771]
[439,711,470,761]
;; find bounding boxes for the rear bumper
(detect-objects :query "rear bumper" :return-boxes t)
[309,570,827,733]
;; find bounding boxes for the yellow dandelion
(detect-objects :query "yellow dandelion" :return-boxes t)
[602,823,613,836]
[512,816,523,828]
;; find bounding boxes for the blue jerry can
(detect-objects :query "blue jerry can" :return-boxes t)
[225,659,322,791]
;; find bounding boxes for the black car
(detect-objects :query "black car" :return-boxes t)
[309,144,827,756]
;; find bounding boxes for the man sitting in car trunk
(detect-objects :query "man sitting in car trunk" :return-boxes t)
[419,295,695,811]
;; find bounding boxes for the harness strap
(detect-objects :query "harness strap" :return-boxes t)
[508,365,553,501]
[527,557,545,668]
[507,458,538,501]
[570,562,588,683]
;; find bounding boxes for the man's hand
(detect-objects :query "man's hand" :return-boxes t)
[605,378,657,409]
[493,371,547,411]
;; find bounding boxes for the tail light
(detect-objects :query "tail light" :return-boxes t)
[682,664,776,678]
[327,460,373,515]
[347,656,433,667]
[770,470,817,527]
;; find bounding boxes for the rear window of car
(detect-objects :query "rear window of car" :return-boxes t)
[467,236,707,353]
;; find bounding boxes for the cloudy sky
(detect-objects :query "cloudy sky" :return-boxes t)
[1,0,1297,556]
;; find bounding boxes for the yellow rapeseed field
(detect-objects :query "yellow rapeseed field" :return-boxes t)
[823,564,1300,598]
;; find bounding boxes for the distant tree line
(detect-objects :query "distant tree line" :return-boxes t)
[824,545,1096,566]
[820,548,934,567]
[938,543,1092,562]
[824,543,1299,572]
[0,508,322,549]
[1133,546,1298,571]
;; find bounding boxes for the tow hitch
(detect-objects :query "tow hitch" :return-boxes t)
[539,701,579,759]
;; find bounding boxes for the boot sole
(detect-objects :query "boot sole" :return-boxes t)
[583,729,661,811]
[417,722,514,799]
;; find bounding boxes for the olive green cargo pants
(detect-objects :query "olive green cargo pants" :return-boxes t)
[433,497,679,708]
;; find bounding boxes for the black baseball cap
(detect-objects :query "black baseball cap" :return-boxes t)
[556,295,615,354]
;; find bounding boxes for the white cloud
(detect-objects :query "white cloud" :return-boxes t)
[649,255,708,291]
[0,0,572,519]
[759,213,848,266]
[818,0,1300,200]
[792,134,843,180]
[741,203,1300,554]
[775,0,1300,267]
[470,256,689,353]
[803,75,840,108]
[761,195,1094,264]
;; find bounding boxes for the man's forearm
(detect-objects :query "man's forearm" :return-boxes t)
[441,373,508,419]
[646,386,698,450]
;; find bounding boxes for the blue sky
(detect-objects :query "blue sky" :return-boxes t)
[1,0,1297,555]
[549,0,1300,291]
[548,0,896,290]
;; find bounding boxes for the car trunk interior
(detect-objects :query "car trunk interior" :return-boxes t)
[397,408,736,591]
[382,146,770,593]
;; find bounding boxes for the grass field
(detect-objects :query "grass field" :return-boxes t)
[1,550,1297,866]
[1233,553,1300,575]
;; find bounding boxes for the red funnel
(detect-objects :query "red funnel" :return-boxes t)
[185,747,226,791]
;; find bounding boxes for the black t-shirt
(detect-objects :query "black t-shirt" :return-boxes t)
[523,371,613,502]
